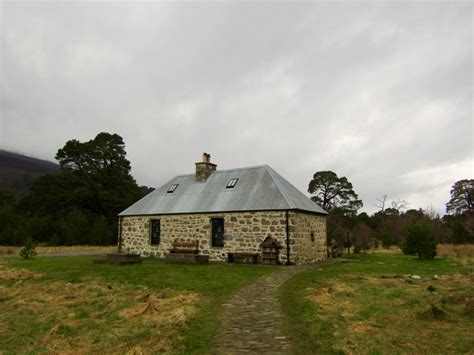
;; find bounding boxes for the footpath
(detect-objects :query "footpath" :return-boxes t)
[215,264,312,354]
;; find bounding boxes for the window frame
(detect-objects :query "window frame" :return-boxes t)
[211,218,225,248]
[167,184,179,193]
[226,178,239,189]
[150,219,161,245]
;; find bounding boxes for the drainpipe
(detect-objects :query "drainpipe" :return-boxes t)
[118,216,122,254]
[285,210,291,265]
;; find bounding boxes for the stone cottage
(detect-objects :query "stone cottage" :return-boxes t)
[118,154,327,265]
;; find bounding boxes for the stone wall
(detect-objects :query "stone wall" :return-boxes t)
[120,211,288,264]
[120,210,326,264]
[289,211,327,264]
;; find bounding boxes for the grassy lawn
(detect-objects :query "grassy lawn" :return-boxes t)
[280,252,474,354]
[0,255,275,354]
[0,245,117,256]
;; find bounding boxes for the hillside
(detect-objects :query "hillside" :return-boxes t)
[0,150,59,197]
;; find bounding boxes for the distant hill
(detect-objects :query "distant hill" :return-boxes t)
[0,150,60,197]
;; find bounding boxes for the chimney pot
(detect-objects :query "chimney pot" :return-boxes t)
[195,153,216,181]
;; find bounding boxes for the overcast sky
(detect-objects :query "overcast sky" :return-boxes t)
[1,1,472,215]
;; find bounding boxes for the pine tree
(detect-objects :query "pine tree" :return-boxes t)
[19,237,37,259]
[402,221,437,259]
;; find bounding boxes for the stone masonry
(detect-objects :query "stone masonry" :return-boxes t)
[291,211,327,264]
[120,210,326,264]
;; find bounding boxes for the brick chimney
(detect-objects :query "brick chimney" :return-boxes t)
[195,153,217,181]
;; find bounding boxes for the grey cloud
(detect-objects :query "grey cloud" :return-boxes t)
[1,1,472,215]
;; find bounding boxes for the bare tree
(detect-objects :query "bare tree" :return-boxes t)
[424,205,440,219]
[390,199,409,213]
[375,195,388,213]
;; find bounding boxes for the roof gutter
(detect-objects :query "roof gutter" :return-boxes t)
[119,208,327,218]
[285,210,291,266]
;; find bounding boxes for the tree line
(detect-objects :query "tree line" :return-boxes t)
[0,132,472,248]
[0,133,149,245]
[308,171,473,255]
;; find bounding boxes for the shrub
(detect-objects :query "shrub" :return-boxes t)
[88,215,114,245]
[452,220,471,244]
[402,220,438,259]
[25,216,57,244]
[59,211,90,245]
[353,244,361,254]
[380,229,394,249]
[48,233,61,246]
[19,237,37,259]
[0,205,28,245]
[58,212,115,245]
[353,223,372,254]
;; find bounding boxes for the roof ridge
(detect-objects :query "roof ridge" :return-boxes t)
[173,164,269,178]
[263,165,294,209]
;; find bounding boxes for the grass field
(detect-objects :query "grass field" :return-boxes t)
[0,245,117,256]
[0,256,275,354]
[1,248,473,354]
[280,252,474,354]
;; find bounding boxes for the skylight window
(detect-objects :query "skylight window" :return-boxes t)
[167,184,179,193]
[226,178,238,188]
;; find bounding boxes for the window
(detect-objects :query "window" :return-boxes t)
[167,184,179,193]
[310,231,315,243]
[211,218,224,247]
[226,178,238,188]
[150,220,160,245]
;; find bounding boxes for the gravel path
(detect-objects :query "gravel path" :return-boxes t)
[215,264,313,354]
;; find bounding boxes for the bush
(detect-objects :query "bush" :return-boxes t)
[402,220,438,259]
[58,211,115,245]
[452,220,471,244]
[0,205,28,245]
[19,237,37,259]
[380,229,394,249]
[48,233,61,246]
[353,223,372,254]
[88,215,115,245]
[59,211,90,245]
[25,216,57,244]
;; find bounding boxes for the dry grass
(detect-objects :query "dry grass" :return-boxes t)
[0,261,44,281]
[374,245,403,254]
[0,245,117,256]
[438,244,474,271]
[373,244,474,259]
[305,273,474,353]
[0,262,199,354]
[438,243,474,258]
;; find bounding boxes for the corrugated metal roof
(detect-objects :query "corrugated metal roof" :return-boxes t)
[119,165,327,216]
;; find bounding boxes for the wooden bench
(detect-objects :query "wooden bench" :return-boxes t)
[166,240,209,264]
[169,240,200,254]
[228,252,259,264]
